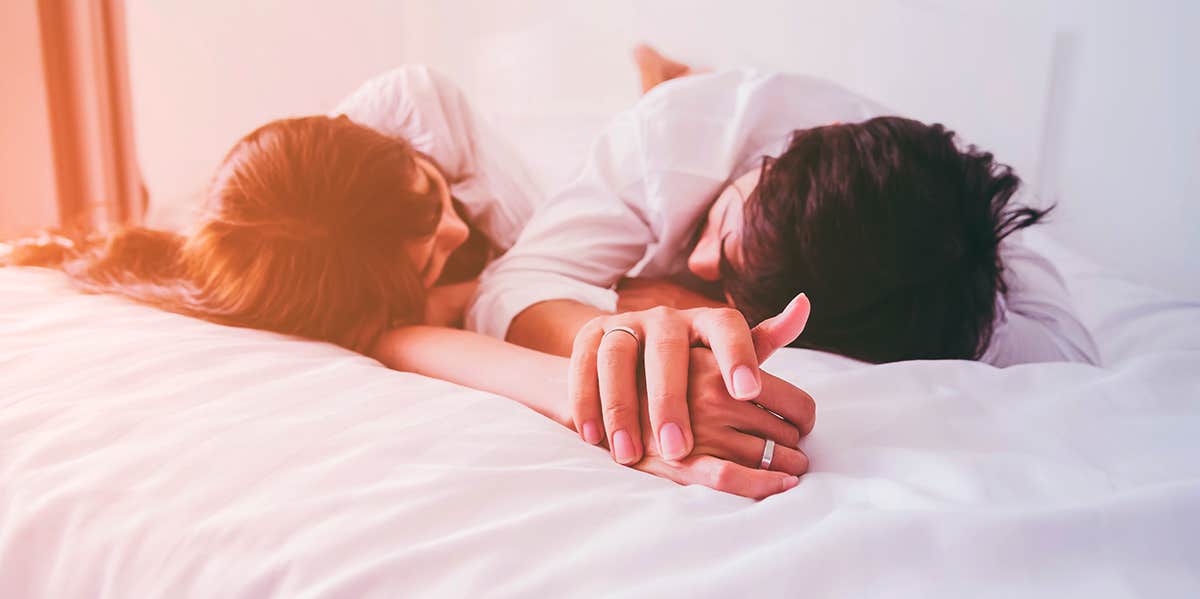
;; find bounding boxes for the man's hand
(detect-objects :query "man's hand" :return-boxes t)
[629,347,814,499]
[568,293,811,464]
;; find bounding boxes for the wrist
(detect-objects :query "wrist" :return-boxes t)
[520,350,573,428]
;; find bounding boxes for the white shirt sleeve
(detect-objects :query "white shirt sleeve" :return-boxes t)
[982,236,1101,366]
[330,65,539,251]
[464,112,649,339]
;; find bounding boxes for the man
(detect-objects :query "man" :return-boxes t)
[467,47,1099,468]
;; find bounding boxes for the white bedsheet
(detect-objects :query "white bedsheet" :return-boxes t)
[2,231,1198,598]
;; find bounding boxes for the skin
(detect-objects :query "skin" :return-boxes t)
[408,44,759,323]
[503,46,819,470]
[384,47,816,496]
[404,155,470,288]
[380,146,813,498]
[371,311,813,499]
[402,155,481,328]
[615,167,760,312]
[505,165,791,469]
[687,167,759,285]
[405,42,744,287]
[633,44,695,94]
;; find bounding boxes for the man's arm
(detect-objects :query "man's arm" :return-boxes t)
[467,71,861,466]
[505,278,733,357]
[464,110,656,342]
[469,70,888,344]
[507,299,606,357]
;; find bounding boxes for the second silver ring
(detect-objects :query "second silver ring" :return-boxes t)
[759,439,776,469]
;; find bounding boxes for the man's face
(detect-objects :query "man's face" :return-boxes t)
[686,167,761,292]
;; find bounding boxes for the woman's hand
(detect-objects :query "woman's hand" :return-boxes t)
[569,293,812,465]
[628,347,813,499]
[368,324,812,500]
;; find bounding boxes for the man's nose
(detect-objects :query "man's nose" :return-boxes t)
[687,241,721,282]
[445,215,469,252]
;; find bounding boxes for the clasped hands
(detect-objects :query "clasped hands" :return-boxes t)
[569,293,814,499]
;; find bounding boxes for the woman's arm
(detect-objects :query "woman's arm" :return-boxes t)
[368,326,812,499]
[371,325,571,428]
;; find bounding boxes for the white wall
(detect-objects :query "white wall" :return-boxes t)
[0,0,59,237]
[981,0,1199,299]
[124,0,1199,297]
[124,0,415,227]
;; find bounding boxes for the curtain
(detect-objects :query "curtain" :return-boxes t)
[38,0,143,233]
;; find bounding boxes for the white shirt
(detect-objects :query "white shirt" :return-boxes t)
[330,66,1097,366]
[466,69,1100,366]
[330,65,542,252]
[981,235,1101,365]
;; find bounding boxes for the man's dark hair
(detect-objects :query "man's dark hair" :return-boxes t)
[725,116,1050,362]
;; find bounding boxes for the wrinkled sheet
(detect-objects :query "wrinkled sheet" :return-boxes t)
[2,232,1198,598]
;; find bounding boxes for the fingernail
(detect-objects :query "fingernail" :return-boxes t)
[612,430,637,464]
[731,365,760,399]
[784,293,809,316]
[581,420,602,445]
[659,422,686,459]
[780,476,800,492]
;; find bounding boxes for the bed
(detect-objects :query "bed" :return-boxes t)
[3,224,1199,598]
[6,3,1200,594]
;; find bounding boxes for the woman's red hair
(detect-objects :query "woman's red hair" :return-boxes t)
[3,115,440,350]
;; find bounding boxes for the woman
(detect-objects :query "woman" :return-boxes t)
[2,49,809,499]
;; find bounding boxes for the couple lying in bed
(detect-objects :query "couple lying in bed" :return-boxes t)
[7,46,1098,499]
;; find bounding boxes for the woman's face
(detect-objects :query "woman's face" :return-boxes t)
[686,167,761,288]
[404,156,469,288]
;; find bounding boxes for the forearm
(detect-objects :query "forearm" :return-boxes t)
[505,299,606,357]
[371,326,572,428]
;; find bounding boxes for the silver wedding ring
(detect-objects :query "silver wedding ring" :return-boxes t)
[759,439,776,470]
[602,325,640,347]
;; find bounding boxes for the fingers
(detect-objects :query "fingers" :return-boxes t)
[690,307,762,401]
[596,323,644,465]
[713,430,810,476]
[750,293,811,362]
[728,400,803,449]
[642,314,694,461]
[568,321,605,447]
[751,373,817,437]
[676,455,800,500]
